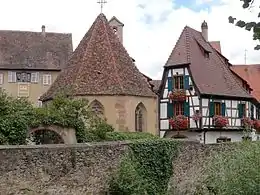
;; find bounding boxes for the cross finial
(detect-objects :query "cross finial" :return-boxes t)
[97,0,107,13]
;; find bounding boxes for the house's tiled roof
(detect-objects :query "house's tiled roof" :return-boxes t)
[210,41,222,54]
[164,26,252,99]
[150,80,161,93]
[40,13,156,101]
[231,65,260,102]
[0,29,73,70]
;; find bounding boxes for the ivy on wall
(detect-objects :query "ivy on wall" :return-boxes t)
[109,139,180,195]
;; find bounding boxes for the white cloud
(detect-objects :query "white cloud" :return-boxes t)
[0,0,259,80]
[196,0,214,5]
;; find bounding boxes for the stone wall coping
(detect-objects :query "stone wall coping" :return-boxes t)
[0,140,250,150]
[0,141,131,150]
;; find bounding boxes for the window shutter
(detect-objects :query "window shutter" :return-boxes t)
[184,101,190,117]
[167,102,174,118]
[238,104,243,118]
[221,103,226,116]
[35,72,39,83]
[167,77,172,91]
[49,75,52,84]
[0,74,3,84]
[250,105,254,119]
[184,75,189,90]
[36,72,40,82]
[8,71,12,82]
[13,72,16,82]
[209,102,214,117]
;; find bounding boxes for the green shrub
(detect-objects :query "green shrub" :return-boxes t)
[106,132,158,141]
[0,90,116,144]
[0,90,35,145]
[109,139,180,195]
[197,141,260,195]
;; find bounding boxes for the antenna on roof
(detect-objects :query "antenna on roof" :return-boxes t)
[97,0,107,13]
[244,49,247,64]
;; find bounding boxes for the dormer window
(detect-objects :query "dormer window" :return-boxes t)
[204,51,209,58]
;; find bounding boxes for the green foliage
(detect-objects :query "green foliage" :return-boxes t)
[109,139,180,195]
[0,90,116,144]
[0,89,35,144]
[30,94,116,143]
[197,141,260,195]
[30,94,93,143]
[106,132,158,141]
[228,0,260,50]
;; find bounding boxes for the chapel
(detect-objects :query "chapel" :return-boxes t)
[40,14,158,134]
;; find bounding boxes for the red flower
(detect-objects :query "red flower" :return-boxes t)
[242,117,254,128]
[253,120,260,132]
[192,112,202,121]
[213,115,229,128]
[168,90,186,101]
[169,115,188,130]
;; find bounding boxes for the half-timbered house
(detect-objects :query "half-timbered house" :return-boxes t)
[159,21,259,144]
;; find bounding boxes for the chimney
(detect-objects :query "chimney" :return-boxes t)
[201,20,208,42]
[41,25,46,37]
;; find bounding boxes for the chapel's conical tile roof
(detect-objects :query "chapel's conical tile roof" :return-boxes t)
[41,13,156,101]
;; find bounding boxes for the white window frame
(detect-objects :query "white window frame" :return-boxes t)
[18,83,29,97]
[31,72,39,83]
[43,74,52,85]
[8,71,16,83]
[0,73,3,85]
[38,101,42,107]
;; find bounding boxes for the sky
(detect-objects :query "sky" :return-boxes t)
[0,0,259,80]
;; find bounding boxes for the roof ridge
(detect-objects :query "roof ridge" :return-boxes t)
[102,16,125,93]
[184,27,191,63]
[0,29,71,35]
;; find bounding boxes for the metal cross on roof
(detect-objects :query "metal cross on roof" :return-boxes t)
[97,0,107,13]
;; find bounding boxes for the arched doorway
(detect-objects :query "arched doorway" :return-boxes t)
[28,125,77,144]
[135,102,147,132]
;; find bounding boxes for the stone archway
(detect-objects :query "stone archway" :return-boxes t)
[28,125,77,144]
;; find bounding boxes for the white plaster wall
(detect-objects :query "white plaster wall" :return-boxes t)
[205,131,244,144]
[160,119,169,130]
[165,131,203,143]
[160,131,166,138]
[160,103,167,118]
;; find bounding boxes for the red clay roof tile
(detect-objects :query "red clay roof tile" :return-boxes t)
[40,14,156,101]
[231,65,260,102]
[0,30,73,70]
[164,26,252,99]
[210,41,222,54]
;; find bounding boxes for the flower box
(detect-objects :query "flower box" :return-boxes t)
[213,115,229,128]
[192,112,202,122]
[253,120,260,132]
[169,115,188,130]
[241,117,254,129]
[168,90,186,101]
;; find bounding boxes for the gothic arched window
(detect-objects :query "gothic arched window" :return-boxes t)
[135,103,147,132]
[89,100,104,117]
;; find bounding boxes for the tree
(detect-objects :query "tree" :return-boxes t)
[228,0,260,50]
[0,89,35,144]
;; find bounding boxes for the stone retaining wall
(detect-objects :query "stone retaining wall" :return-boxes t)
[0,141,237,195]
